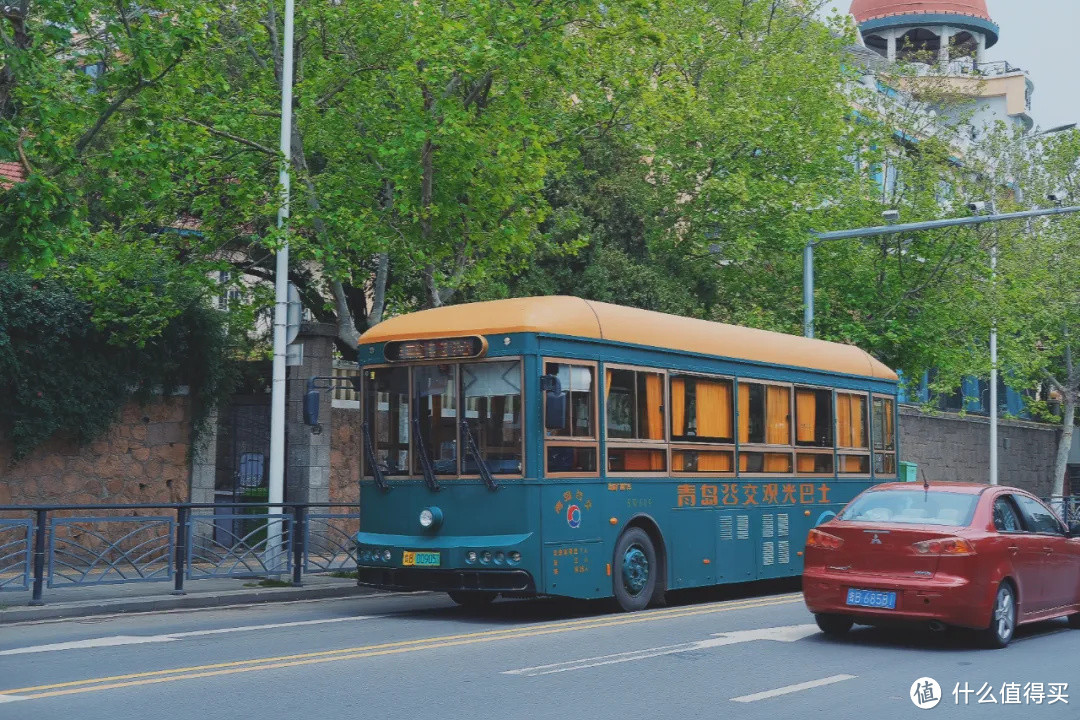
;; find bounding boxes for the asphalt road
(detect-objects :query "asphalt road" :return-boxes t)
[1,584,1076,720]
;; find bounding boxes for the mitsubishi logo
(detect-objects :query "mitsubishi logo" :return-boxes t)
[870,533,883,545]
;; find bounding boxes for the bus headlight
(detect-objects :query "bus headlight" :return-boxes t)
[481,551,492,564]
[508,551,521,564]
[494,552,505,565]
[419,506,443,530]
[466,551,478,564]
[382,549,392,562]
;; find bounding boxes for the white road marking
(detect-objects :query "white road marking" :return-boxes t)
[1,590,424,628]
[0,694,27,703]
[730,674,857,703]
[503,623,819,676]
[0,615,378,656]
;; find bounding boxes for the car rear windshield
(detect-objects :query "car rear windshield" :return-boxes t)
[839,489,979,526]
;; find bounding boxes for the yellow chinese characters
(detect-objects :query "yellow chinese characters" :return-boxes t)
[675,482,832,508]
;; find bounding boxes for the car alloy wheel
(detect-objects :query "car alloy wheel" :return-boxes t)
[982,583,1016,649]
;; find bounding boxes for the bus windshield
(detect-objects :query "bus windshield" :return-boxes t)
[364,359,523,479]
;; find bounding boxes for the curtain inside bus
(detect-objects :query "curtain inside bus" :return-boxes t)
[837,392,868,448]
[462,360,522,474]
[765,385,790,444]
[643,373,663,440]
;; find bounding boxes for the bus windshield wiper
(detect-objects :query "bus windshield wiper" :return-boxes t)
[410,416,441,492]
[360,421,389,493]
[461,420,498,491]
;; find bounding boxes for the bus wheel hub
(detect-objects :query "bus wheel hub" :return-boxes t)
[622,545,649,596]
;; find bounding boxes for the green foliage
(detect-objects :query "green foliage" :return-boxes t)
[0,252,236,459]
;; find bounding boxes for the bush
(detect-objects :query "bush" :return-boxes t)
[0,255,236,460]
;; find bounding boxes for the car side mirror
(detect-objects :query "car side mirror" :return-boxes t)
[539,374,567,430]
[1069,522,1080,538]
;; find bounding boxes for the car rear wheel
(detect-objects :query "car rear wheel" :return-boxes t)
[447,591,498,607]
[815,613,854,636]
[1067,613,1080,629]
[981,582,1016,649]
[612,527,658,612]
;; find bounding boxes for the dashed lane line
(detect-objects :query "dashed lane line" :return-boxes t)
[731,674,858,703]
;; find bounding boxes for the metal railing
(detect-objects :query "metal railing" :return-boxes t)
[0,503,360,605]
[1046,497,1080,527]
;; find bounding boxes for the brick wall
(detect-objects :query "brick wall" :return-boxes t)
[899,405,1061,496]
[0,397,192,506]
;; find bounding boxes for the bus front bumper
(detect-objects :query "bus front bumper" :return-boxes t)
[354,531,537,593]
[356,566,535,593]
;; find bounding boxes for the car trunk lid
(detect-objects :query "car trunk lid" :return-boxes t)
[822,523,959,578]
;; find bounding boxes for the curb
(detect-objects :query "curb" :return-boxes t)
[0,585,374,625]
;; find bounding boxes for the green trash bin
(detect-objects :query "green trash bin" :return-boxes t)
[899,461,917,483]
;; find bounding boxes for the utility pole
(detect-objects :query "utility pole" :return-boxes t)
[268,0,295,569]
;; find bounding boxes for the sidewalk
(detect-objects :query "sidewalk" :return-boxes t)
[0,573,374,625]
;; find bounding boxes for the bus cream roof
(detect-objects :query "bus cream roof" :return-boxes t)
[359,296,898,381]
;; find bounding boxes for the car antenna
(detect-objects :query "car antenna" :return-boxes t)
[922,468,929,493]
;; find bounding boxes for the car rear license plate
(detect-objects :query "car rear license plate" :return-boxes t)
[403,551,441,567]
[846,588,896,609]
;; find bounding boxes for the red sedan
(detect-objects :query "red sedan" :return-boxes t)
[803,482,1080,648]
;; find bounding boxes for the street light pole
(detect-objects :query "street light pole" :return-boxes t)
[989,240,998,484]
[803,241,815,339]
[802,204,1080,339]
[268,0,296,568]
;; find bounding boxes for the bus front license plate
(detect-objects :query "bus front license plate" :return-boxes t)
[403,551,441,567]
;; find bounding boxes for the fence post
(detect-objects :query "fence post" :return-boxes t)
[173,506,189,595]
[29,509,47,606]
[292,505,305,587]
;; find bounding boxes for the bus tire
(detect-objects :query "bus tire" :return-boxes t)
[613,527,658,612]
[447,591,498,608]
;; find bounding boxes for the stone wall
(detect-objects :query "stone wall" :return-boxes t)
[899,405,1061,496]
[330,407,361,505]
[0,397,192,506]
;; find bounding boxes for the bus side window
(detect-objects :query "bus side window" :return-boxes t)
[545,363,595,439]
[544,361,599,476]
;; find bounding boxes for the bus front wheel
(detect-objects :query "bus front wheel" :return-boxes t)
[447,591,498,608]
[612,527,658,612]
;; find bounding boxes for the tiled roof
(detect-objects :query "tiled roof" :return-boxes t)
[0,161,27,190]
[849,0,992,24]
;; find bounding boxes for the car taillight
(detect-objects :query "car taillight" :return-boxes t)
[806,529,844,551]
[912,537,976,556]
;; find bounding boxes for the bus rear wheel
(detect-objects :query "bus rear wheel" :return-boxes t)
[613,527,658,612]
[447,591,498,608]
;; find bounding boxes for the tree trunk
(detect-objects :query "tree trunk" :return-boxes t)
[1051,392,1075,515]
[370,252,389,325]
[1051,341,1076,519]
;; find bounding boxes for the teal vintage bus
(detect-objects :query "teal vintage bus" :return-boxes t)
[344,296,898,611]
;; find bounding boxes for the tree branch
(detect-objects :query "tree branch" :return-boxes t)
[180,117,276,155]
[74,52,185,156]
[16,127,32,174]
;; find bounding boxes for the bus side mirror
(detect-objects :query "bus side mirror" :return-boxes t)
[540,374,567,430]
[303,380,321,426]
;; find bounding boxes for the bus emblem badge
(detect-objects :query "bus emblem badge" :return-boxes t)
[566,504,582,529]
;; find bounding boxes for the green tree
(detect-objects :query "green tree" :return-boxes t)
[988,128,1080,503]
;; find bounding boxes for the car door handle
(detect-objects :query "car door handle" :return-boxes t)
[1044,547,1054,554]
[1007,545,1019,554]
